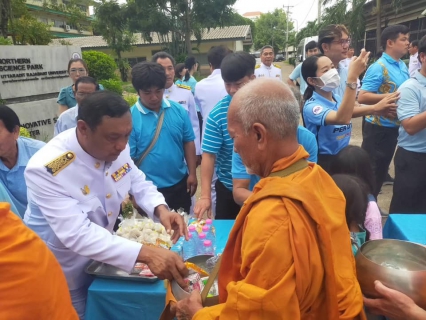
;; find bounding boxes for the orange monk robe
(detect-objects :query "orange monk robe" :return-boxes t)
[0,203,78,320]
[193,146,366,320]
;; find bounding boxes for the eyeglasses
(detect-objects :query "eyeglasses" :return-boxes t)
[331,38,351,47]
[76,91,92,97]
[69,68,87,74]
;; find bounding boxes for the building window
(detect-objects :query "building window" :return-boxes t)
[78,5,87,12]
[127,57,147,67]
[39,18,48,24]
[53,20,65,28]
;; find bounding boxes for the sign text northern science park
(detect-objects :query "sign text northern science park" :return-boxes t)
[0,46,82,139]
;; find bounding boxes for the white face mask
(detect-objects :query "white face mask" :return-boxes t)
[315,68,341,92]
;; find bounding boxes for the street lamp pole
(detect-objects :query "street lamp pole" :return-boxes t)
[284,4,294,61]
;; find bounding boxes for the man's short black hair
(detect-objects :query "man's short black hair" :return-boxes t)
[151,52,176,66]
[411,40,419,48]
[221,51,256,83]
[305,40,318,52]
[418,35,426,56]
[208,46,232,70]
[77,91,130,130]
[0,105,20,133]
[318,24,350,54]
[75,76,99,92]
[381,25,409,50]
[131,62,166,92]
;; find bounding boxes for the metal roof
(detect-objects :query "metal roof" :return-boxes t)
[51,25,252,48]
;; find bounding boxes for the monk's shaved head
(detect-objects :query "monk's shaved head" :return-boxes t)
[229,78,300,139]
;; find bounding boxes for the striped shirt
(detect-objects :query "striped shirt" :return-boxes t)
[202,95,233,190]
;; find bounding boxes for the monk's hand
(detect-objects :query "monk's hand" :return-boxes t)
[155,205,188,242]
[194,198,212,220]
[137,245,188,287]
[363,280,426,320]
[176,290,203,320]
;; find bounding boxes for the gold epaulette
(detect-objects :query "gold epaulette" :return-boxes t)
[255,64,261,69]
[45,151,75,176]
[177,84,191,90]
[273,63,282,69]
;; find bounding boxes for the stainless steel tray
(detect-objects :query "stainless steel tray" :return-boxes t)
[86,261,158,283]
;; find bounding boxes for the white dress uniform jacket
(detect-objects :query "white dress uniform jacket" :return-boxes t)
[194,69,228,138]
[164,83,201,155]
[254,63,282,80]
[24,128,167,293]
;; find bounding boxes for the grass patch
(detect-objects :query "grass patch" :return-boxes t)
[122,82,136,94]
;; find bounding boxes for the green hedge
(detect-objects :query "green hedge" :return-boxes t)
[123,94,138,107]
[82,51,118,81]
[20,127,31,137]
[99,79,123,95]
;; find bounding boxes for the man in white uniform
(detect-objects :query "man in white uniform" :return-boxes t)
[194,45,230,217]
[152,52,201,156]
[24,91,188,319]
[409,40,421,77]
[254,45,282,80]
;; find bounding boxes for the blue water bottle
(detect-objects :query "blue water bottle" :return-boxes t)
[202,225,216,253]
[183,233,197,260]
[202,240,214,256]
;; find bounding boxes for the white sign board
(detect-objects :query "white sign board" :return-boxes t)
[0,45,82,100]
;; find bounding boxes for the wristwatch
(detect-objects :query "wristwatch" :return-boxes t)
[346,82,357,90]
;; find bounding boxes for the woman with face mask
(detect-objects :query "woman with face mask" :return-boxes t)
[301,50,370,173]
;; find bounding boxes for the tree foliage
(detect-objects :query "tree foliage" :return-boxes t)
[82,50,118,81]
[222,11,255,52]
[93,0,135,81]
[254,9,295,52]
[127,0,237,55]
[10,16,52,44]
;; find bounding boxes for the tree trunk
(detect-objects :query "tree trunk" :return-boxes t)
[117,51,127,82]
[375,0,381,53]
[184,1,192,55]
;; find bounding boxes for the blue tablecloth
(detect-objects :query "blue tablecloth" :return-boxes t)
[85,220,235,320]
[383,214,426,245]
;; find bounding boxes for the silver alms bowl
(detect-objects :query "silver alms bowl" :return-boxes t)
[356,239,426,309]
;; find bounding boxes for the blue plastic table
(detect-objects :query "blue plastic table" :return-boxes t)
[383,214,426,245]
[85,220,235,320]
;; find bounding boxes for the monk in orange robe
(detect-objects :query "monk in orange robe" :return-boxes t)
[175,78,365,320]
[0,203,78,319]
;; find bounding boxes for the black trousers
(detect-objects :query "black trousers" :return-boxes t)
[197,111,203,141]
[389,147,426,214]
[158,175,191,213]
[317,154,337,174]
[215,179,241,220]
[361,122,399,198]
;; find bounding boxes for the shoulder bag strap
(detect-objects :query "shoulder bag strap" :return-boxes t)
[135,110,165,168]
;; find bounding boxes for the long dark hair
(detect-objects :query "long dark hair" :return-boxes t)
[330,145,376,196]
[184,56,197,81]
[332,174,370,241]
[174,63,185,81]
[301,54,322,102]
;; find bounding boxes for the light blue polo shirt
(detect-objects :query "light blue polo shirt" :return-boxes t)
[289,63,307,94]
[129,98,195,188]
[362,52,409,127]
[0,136,45,218]
[202,95,234,191]
[397,70,426,153]
[303,91,352,155]
[232,125,319,190]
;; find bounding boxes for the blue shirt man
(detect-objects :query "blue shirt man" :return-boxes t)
[0,136,45,218]
[303,92,352,155]
[129,98,195,188]
[362,52,409,127]
[232,126,318,191]
[54,105,78,136]
[202,94,234,190]
[389,68,426,214]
